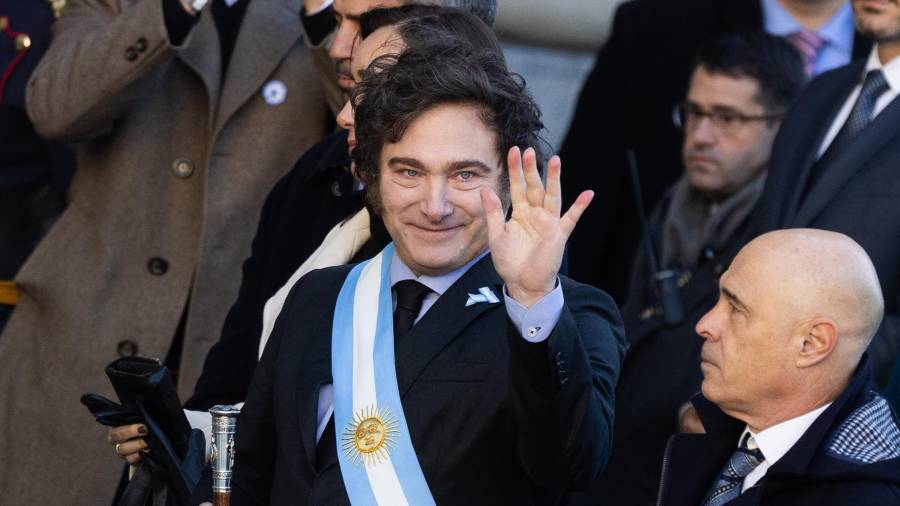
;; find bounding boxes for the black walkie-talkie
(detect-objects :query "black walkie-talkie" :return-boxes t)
[627,149,685,326]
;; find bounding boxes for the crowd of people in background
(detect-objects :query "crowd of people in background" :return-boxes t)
[1,0,898,504]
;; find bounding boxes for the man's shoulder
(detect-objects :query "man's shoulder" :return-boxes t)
[821,392,900,465]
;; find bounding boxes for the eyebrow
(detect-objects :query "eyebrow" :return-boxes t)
[722,287,749,313]
[387,157,495,173]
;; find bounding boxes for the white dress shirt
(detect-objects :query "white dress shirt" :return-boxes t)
[817,46,900,158]
[740,402,832,492]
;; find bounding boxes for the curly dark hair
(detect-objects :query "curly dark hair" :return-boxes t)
[350,32,544,212]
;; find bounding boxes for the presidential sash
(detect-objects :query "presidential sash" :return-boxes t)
[331,243,436,506]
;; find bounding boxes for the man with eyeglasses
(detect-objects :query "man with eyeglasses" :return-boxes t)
[572,32,805,506]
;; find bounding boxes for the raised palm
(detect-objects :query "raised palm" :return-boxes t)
[481,147,594,308]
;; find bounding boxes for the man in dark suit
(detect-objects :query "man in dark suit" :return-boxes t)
[230,32,624,505]
[751,0,900,386]
[560,0,870,303]
[572,31,806,506]
[657,229,900,506]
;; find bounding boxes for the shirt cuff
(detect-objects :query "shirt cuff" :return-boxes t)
[305,0,333,15]
[503,280,564,343]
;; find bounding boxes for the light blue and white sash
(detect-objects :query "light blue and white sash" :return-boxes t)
[331,243,436,506]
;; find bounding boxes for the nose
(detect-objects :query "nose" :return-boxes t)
[687,116,717,146]
[329,23,357,63]
[337,100,354,131]
[420,179,454,222]
[695,305,719,342]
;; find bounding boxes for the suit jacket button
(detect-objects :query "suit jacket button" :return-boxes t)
[135,37,148,52]
[172,158,194,178]
[125,46,138,61]
[331,181,342,197]
[148,257,169,275]
[117,340,139,357]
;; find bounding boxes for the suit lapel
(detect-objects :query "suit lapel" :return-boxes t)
[793,92,900,226]
[783,65,864,224]
[395,256,503,397]
[177,11,222,131]
[213,0,302,135]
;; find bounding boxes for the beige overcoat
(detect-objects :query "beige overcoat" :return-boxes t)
[0,0,330,502]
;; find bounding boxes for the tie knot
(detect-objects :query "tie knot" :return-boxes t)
[394,279,431,312]
[861,69,890,98]
[735,433,766,471]
[787,30,826,76]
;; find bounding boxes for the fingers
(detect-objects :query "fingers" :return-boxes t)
[544,155,562,215]
[506,147,526,208]
[109,424,149,463]
[480,187,506,245]
[117,438,149,463]
[560,190,594,236]
[522,147,544,207]
[107,423,147,445]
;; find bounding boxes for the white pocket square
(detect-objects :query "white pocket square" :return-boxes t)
[466,286,500,307]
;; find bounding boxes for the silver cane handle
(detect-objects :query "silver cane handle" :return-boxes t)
[209,404,240,501]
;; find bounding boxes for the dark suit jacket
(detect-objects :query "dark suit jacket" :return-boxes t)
[657,356,900,506]
[568,192,750,506]
[230,256,626,505]
[750,60,900,386]
[560,0,871,303]
[185,130,389,410]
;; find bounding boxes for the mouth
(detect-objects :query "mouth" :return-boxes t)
[338,75,355,91]
[409,224,462,237]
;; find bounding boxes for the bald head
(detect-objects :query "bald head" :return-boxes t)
[737,229,883,356]
[696,228,883,430]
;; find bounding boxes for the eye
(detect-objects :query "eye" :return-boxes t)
[456,170,474,181]
[402,168,418,178]
[716,111,739,125]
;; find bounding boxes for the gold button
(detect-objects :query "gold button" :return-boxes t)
[15,34,32,51]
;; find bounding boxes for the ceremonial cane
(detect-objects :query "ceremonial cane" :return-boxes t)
[210,405,240,506]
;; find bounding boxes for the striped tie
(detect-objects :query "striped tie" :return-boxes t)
[787,30,825,77]
[702,433,766,506]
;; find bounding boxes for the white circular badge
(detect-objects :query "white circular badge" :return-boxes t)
[262,80,287,106]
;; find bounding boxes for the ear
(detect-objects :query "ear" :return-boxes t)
[795,318,838,368]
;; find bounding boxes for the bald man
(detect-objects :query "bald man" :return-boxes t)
[657,229,900,506]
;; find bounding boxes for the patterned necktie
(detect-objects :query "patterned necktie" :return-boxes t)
[804,69,890,195]
[702,433,766,506]
[393,279,431,341]
[787,29,825,77]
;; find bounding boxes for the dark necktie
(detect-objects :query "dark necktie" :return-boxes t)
[805,69,890,194]
[393,279,431,341]
[702,433,766,506]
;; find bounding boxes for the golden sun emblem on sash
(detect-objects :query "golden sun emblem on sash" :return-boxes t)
[342,405,399,467]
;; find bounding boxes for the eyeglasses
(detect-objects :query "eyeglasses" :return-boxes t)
[673,101,781,136]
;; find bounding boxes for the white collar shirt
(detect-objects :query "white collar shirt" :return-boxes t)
[740,402,832,492]
[818,45,900,157]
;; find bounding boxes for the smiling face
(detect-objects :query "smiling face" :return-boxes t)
[682,66,778,200]
[336,25,405,159]
[377,103,502,276]
[331,0,404,91]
